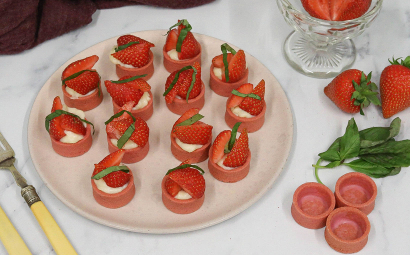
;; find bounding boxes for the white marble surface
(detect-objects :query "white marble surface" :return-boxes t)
[0,0,410,254]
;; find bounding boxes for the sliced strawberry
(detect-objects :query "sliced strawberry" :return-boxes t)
[124,77,151,92]
[111,43,153,68]
[223,129,249,167]
[62,55,99,80]
[168,167,205,199]
[176,62,202,99]
[178,31,200,60]
[227,83,254,108]
[106,117,149,147]
[172,108,200,132]
[64,70,100,95]
[211,130,231,163]
[51,95,63,112]
[174,122,213,145]
[165,177,182,197]
[164,71,182,104]
[239,79,265,116]
[165,29,178,52]
[105,80,144,107]
[60,115,86,136]
[224,50,247,83]
[92,150,130,188]
[117,34,155,48]
[212,53,233,68]
[49,97,65,141]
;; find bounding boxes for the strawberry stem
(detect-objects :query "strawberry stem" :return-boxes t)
[166,164,204,175]
[176,114,204,126]
[45,109,95,134]
[111,74,147,84]
[389,56,410,69]
[91,166,130,180]
[163,65,197,102]
[221,43,237,82]
[350,71,381,116]
[225,122,242,154]
[231,89,261,100]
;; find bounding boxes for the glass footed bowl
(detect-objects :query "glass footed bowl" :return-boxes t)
[277,0,383,78]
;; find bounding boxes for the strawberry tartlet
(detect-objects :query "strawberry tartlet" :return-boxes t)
[91,150,135,209]
[163,62,205,115]
[105,75,154,121]
[161,161,205,214]
[210,43,248,97]
[105,108,149,164]
[163,19,201,73]
[208,123,251,183]
[170,108,213,163]
[109,34,155,80]
[45,96,94,157]
[62,55,103,111]
[225,80,266,133]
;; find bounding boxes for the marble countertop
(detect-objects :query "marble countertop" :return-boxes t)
[1,0,410,254]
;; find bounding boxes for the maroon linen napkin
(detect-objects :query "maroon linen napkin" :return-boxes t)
[0,0,214,54]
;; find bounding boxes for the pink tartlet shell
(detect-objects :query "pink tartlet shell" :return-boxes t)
[291,182,336,229]
[107,137,149,164]
[91,169,136,209]
[161,175,205,214]
[115,51,154,81]
[170,134,212,163]
[335,172,377,215]
[50,124,92,157]
[325,207,371,254]
[225,101,266,133]
[62,83,103,112]
[162,44,202,73]
[165,82,205,115]
[209,64,249,97]
[208,146,251,183]
[112,91,154,121]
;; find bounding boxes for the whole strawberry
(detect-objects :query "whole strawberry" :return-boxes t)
[380,56,410,118]
[324,69,380,115]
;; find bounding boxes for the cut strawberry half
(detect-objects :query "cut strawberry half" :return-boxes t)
[168,166,205,199]
[174,122,213,145]
[225,50,247,83]
[227,83,254,108]
[64,70,100,95]
[223,129,249,167]
[301,0,371,21]
[172,108,200,131]
[105,80,144,107]
[106,114,149,148]
[117,34,155,48]
[62,55,99,80]
[164,19,200,60]
[111,43,153,68]
[211,130,232,163]
[212,53,233,68]
[165,29,178,52]
[165,177,182,197]
[92,150,130,188]
[238,79,265,116]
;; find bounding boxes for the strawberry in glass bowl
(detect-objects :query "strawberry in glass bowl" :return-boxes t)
[109,34,155,80]
[163,19,201,73]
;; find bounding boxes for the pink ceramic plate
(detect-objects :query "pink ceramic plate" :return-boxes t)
[27,30,293,233]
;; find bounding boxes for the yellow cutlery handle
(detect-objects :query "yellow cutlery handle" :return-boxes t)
[30,201,77,255]
[0,205,31,255]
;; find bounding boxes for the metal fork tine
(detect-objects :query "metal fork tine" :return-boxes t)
[0,132,15,163]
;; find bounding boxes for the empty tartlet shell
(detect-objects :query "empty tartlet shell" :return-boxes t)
[166,82,205,115]
[50,124,92,157]
[208,146,251,183]
[161,175,205,214]
[115,51,154,80]
[325,207,371,254]
[112,91,154,121]
[107,137,149,164]
[291,182,336,229]
[335,172,377,215]
[225,101,266,133]
[209,64,249,97]
[163,44,202,73]
[91,169,135,209]
[62,83,103,111]
[170,134,212,163]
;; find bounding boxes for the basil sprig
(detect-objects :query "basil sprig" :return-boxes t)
[231,89,261,101]
[163,65,197,102]
[166,164,204,175]
[115,41,140,52]
[313,117,410,183]
[166,19,192,52]
[105,110,136,149]
[62,69,101,97]
[221,43,237,82]
[111,74,147,84]
[45,109,95,134]
[176,114,204,127]
[225,122,242,154]
[91,166,130,180]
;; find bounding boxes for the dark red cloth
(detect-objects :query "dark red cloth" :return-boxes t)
[0,0,214,54]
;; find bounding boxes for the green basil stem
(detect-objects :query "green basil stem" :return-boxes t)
[115,41,140,52]
[314,158,323,184]
[225,122,242,154]
[220,43,237,82]
[163,65,197,102]
[45,109,95,134]
[176,114,204,127]
[111,74,147,84]
[231,89,261,100]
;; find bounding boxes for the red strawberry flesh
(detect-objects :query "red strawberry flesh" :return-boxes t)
[62,55,99,80]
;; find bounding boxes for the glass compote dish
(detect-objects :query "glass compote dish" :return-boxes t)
[277,0,383,78]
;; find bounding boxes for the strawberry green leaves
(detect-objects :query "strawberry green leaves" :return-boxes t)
[351,72,381,115]
[389,56,410,68]
[313,117,410,183]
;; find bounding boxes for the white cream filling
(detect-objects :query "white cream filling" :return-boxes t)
[109,47,135,68]
[231,106,254,118]
[94,178,128,194]
[65,86,95,99]
[216,155,236,170]
[213,67,222,80]
[110,138,138,149]
[58,105,86,143]
[132,92,150,110]
[167,49,180,60]
[175,138,203,152]
[174,190,192,200]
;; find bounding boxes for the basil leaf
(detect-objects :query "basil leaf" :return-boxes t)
[111,74,147,83]
[91,166,130,180]
[225,122,241,154]
[163,65,197,102]
[221,43,237,82]
[339,118,360,160]
[45,109,95,134]
[166,164,204,175]
[343,159,392,177]
[359,117,401,148]
[324,160,342,168]
[388,167,401,176]
[117,123,135,149]
[360,153,410,168]
[105,110,136,125]
[359,139,410,155]
[115,41,140,52]
[318,137,341,161]
[231,90,261,100]
[176,114,204,126]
